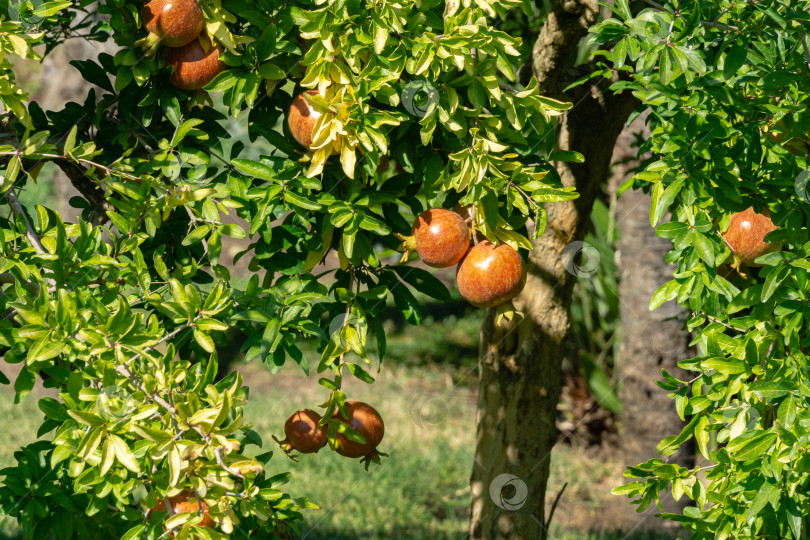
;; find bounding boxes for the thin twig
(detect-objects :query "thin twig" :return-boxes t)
[0,272,39,294]
[191,426,245,479]
[703,313,746,333]
[5,188,47,255]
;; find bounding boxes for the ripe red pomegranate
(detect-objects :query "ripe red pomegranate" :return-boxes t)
[278,409,327,454]
[142,0,204,48]
[150,490,214,529]
[287,90,322,148]
[722,207,781,266]
[334,401,384,458]
[456,241,526,308]
[405,208,470,268]
[164,39,225,90]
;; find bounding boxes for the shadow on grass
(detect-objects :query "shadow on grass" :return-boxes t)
[295,527,677,540]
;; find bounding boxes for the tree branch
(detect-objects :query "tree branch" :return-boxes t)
[0,272,40,294]
[6,188,47,256]
[53,159,113,225]
[530,0,600,98]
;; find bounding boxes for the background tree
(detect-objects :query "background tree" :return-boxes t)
[0,0,581,538]
[474,0,810,539]
[595,0,810,537]
[471,2,638,537]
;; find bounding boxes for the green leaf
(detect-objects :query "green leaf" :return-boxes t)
[182,224,211,246]
[67,409,105,427]
[284,191,322,211]
[171,118,204,146]
[111,435,140,474]
[692,232,715,267]
[724,41,748,80]
[750,381,790,400]
[193,329,215,353]
[650,279,679,310]
[390,282,422,325]
[761,266,787,303]
[346,363,375,383]
[700,358,749,375]
[389,266,452,302]
[732,432,776,461]
[694,415,709,460]
[32,1,72,17]
[651,178,684,227]
[232,159,277,181]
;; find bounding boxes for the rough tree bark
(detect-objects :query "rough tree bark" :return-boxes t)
[469,2,639,539]
[604,118,694,531]
[614,181,693,528]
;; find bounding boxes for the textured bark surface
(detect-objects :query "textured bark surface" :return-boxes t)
[592,116,693,530]
[469,2,639,538]
[615,192,694,525]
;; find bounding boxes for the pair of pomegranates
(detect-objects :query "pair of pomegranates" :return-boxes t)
[141,0,225,90]
[406,208,527,308]
[280,402,385,459]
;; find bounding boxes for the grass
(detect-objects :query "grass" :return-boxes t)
[0,361,675,540]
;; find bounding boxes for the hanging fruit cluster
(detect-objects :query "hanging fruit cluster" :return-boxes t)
[139,0,224,90]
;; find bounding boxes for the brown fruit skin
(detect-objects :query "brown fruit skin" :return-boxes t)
[284,409,327,453]
[164,39,225,90]
[722,207,781,266]
[456,241,526,308]
[151,490,215,529]
[334,401,384,458]
[142,0,204,48]
[287,90,321,148]
[412,208,470,268]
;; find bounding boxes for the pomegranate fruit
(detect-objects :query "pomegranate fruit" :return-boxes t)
[404,208,470,268]
[722,207,781,266]
[334,401,384,458]
[142,0,204,48]
[279,409,327,454]
[456,241,526,308]
[164,38,225,90]
[151,490,214,529]
[287,90,322,148]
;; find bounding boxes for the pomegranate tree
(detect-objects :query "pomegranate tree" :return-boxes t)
[0,0,580,535]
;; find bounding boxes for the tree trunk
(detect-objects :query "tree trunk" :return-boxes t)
[469,2,639,538]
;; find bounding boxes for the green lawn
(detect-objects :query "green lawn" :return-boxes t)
[0,363,673,540]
